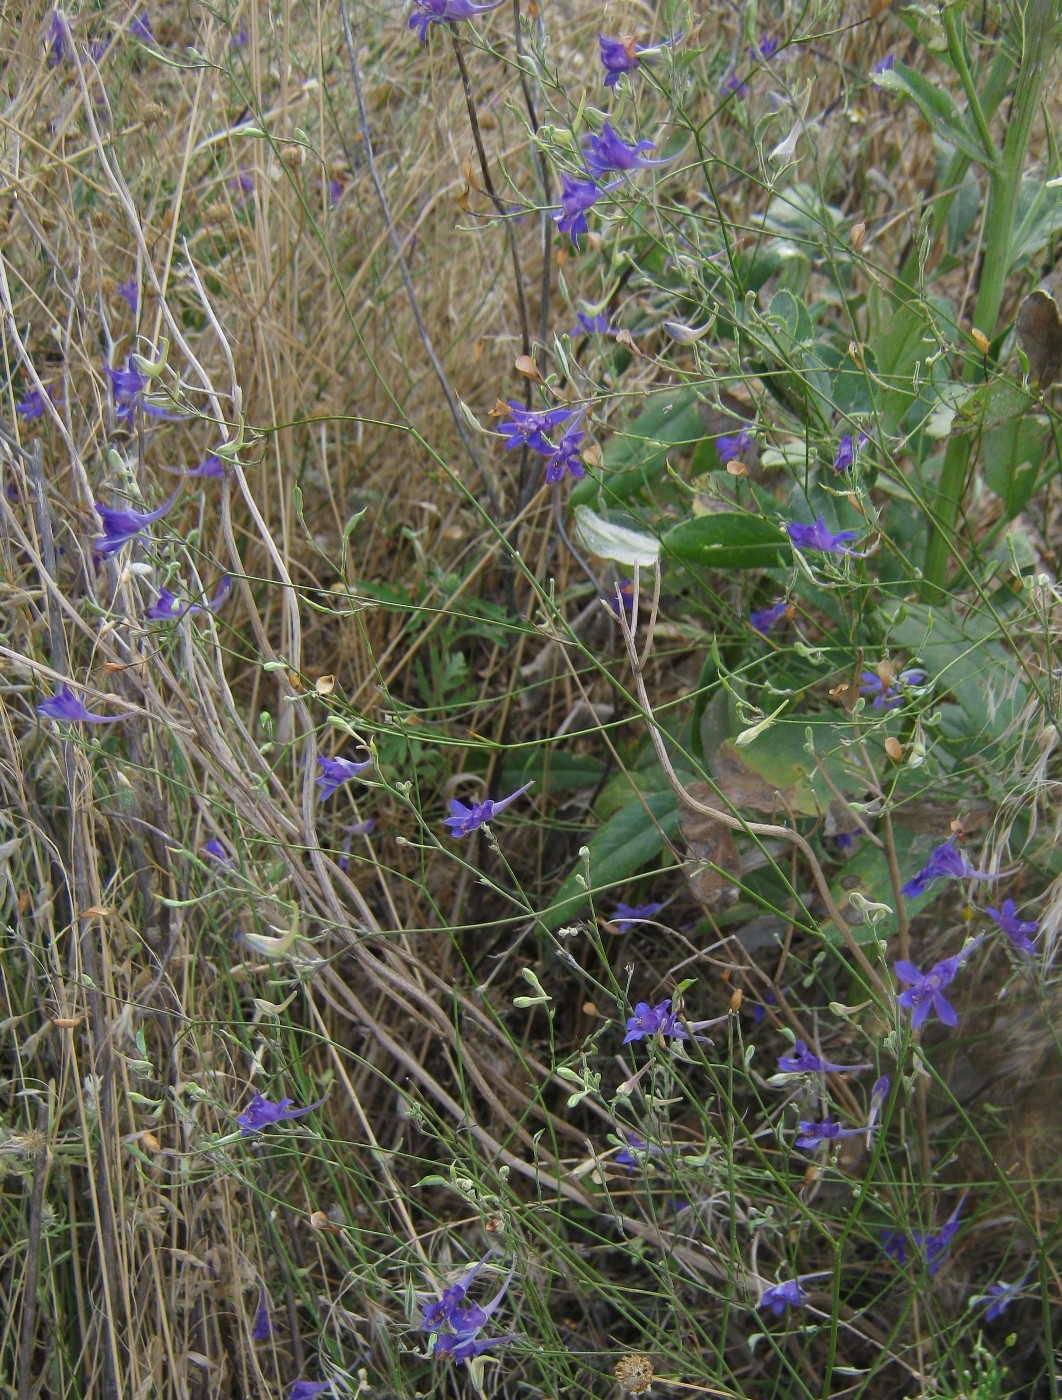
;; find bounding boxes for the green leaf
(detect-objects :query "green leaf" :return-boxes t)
[983,413,1049,518]
[504,751,607,792]
[569,390,704,508]
[539,789,680,932]
[664,515,788,571]
[875,63,991,165]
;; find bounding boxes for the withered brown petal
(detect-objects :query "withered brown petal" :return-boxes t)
[1015,289,1062,387]
[679,781,743,910]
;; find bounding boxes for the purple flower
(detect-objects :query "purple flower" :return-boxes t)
[128,11,153,42]
[203,838,231,864]
[795,1116,866,1150]
[443,782,532,838]
[598,31,681,87]
[422,1254,492,1332]
[777,1040,870,1074]
[881,1230,907,1265]
[328,179,344,207]
[316,754,373,799]
[901,838,995,899]
[104,359,181,424]
[750,599,790,636]
[786,515,861,556]
[981,1279,1025,1321]
[407,0,505,44]
[231,23,248,47]
[48,10,70,66]
[583,122,668,179]
[858,668,927,709]
[433,1333,517,1362]
[497,402,574,455]
[147,575,231,623]
[236,1091,325,1136]
[37,684,123,725]
[572,310,612,336]
[872,54,895,75]
[544,425,586,483]
[834,434,856,472]
[716,427,753,462]
[623,998,688,1044]
[758,1278,809,1315]
[748,987,779,1025]
[914,1195,966,1275]
[865,1074,891,1140]
[750,34,780,61]
[608,578,635,615]
[117,278,138,314]
[16,387,50,421]
[92,490,180,559]
[894,937,984,1029]
[721,69,748,97]
[231,170,255,195]
[290,1384,332,1400]
[554,177,602,248]
[338,819,375,872]
[614,1134,648,1170]
[986,899,1039,956]
[163,453,225,480]
[252,1287,272,1341]
[612,901,663,933]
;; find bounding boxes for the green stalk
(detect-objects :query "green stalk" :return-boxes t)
[920,0,1052,598]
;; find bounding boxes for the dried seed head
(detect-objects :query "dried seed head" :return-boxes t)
[971,327,990,354]
[615,1353,654,1395]
[850,220,866,251]
[885,736,903,762]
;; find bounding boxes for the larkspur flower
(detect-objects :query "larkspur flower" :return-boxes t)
[553,176,602,248]
[444,781,532,837]
[872,54,895,75]
[407,0,505,44]
[147,576,231,623]
[986,898,1039,956]
[117,278,138,313]
[901,838,995,899]
[571,310,612,336]
[16,387,50,421]
[859,667,927,709]
[37,684,123,725]
[614,1134,648,1170]
[583,122,669,179]
[289,1384,332,1400]
[758,1278,809,1315]
[422,1254,491,1332]
[750,34,780,61]
[914,1195,966,1275]
[328,179,344,207]
[721,69,748,97]
[128,11,153,41]
[92,490,180,559]
[338,819,375,872]
[162,453,225,480]
[496,402,573,455]
[598,31,680,87]
[316,754,373,799]
[236,1091,325,1137]
[865,1074,891,1142]
[202,837,231,864]
[612,901,663,933]
[894,937,984,1029]
[544,424,586,483]
[623,998,689,1044]
[434,1332,517,1362]
[748,987,779,1025]
[979,1278,1026,1321]
[881,1230,908,1264]
[795,1116,866,1150]
[252,1287,272,1341]
[750,599,790,636]
[834,433,857,472]
[716,427,753,462]
[609,578,635,615]
[104,359,181,424]
[834,831,858,851]
[786,515,861,556]
[777,1040,870,1074]
[48,10,70,65]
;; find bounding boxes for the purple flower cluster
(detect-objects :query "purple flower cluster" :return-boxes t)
[496,403,589,483]
[894,937,983,1029]
[421,1252,517,1363]
[881,1196,966,1275]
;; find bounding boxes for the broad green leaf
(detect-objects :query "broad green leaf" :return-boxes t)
[539,789,680,932]
[573,505,661,568]
[875,64,991,165]
[664,515,788,571]
[504,751,607,792]
[569,390,704,508]
[983,414,1049,519]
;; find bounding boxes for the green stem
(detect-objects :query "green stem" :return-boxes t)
[940,1,998,167]
[920,0,1051,598]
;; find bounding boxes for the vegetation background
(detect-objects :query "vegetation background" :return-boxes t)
[1,0,1061,1397]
